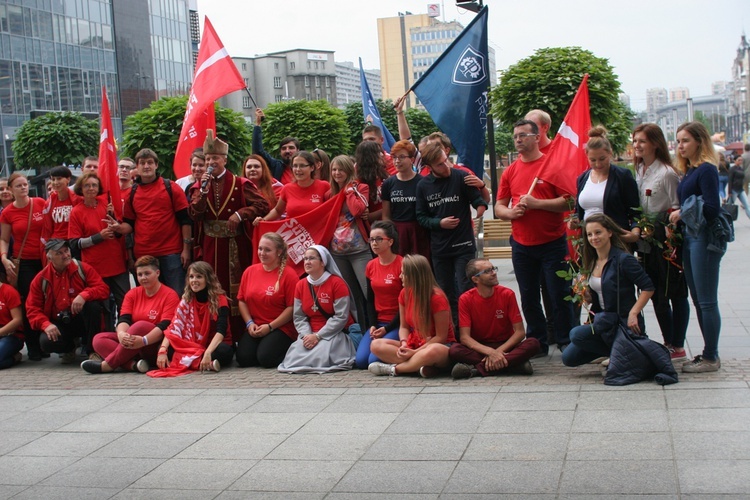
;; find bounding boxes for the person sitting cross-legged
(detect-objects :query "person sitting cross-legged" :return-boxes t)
[449,258,540,379]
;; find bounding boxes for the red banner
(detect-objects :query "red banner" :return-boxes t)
[251,194,346,277]
[98,86,122,220]
[173,17,245,178]
[534,74,591,197]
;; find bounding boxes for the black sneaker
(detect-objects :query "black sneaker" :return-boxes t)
[451,363,478,379]
[80,360,103,374]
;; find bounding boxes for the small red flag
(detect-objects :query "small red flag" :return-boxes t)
[533,74,591,197]
[173,17,245,178]
[98,86,122,220]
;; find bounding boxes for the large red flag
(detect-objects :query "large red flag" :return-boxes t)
[173,17,244,178]
[251,194,346,277]
[533,74,591,197]
[98,86,122,220]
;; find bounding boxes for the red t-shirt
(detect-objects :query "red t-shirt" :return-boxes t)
[498,155,566,246]
[42,191,79,242]
[365,255,403,323]
[279,180,330,218]
[0,198,46,260]
[398,287,455,342]
[237,263,298,339]
[123,178,188,257]
[0,283,22,340]
[459,286,523,343]
[121,284,180,325]
[68,203,127,278]
[383,151,397,177]
[119,186,132,214]
[294,275,352,333]
[280,167,294,185]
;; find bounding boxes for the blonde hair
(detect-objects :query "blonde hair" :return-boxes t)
[260,232,288,293]
[183,261,225,316]
[329,155,355,195]
[585,125,612,154]
[402,254,444,339]
[675,121,719,173]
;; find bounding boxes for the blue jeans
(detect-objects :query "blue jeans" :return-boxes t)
[158,253,186,295]
[562,324,611,366]
[683,226,722,360]
[730,190,750,219]
[433,249,474,330]
[511,236,573,349]
[719,174,728,200]
[0,334,23,369]
[355,322,399,368]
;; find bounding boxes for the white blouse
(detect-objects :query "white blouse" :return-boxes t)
[635,160,680,214]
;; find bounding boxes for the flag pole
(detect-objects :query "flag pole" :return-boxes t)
[244,87,257,108]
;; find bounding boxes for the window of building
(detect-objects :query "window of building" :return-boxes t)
[315,76,320,87]
[275,94,283,102]
[242,96,252,109]
[243,77,249,87]
[304,75,309,87]
[314,61,318,69]
[274,62,279,70]
[273,76,282,88]
[325,77,330,88]
[290,61,295,70]
[241,62,247,71]
[305,92,310,100]
[316,91,321,100]
[321,61,325,69]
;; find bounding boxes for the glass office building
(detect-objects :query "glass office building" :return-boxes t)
[0,0,193,171]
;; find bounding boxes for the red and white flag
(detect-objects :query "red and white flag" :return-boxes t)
[534,74,591,197]
[251,194,346,277]
[173,17,244,178]
[98,86,122,220]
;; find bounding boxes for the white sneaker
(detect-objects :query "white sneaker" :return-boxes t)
[135,359,149,373]
[212,359,221,372]
[368,362,396,376]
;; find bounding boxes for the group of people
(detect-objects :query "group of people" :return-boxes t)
[0,101,734,380]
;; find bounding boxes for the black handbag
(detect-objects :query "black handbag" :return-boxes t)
[722,200,739,221]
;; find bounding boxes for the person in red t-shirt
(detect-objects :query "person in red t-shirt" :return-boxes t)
[495,119,574,356]
[41,166,78,248]
[69,172,130,315]
[236,233,298,368]
[112,148,192,295]
[450,258,541,379]
[82,255,180,374]
[0,282,23,369]
[356,221,403,369]
[253,151,330,223]
[369,254,455,378]
[0,173,47,360]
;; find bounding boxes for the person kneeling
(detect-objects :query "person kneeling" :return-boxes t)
[26,239,109,364]
[449,258,540,379]
[149,262,233,377]
[81,255,180,374]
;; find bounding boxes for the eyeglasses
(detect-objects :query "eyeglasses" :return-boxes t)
[293,164,312,169]
[473,266,498,278]
[392,155,411,162]
[368,237,392,244]
[513,133,537,140]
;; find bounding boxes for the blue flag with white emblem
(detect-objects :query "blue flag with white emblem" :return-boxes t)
[359,58,396,151]
[411,6,489,176]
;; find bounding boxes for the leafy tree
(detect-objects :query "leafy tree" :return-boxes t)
[120,96,252,179]
[489,47,634,153]
[694,111,712,134]
[493,130,514,158]
[260,99,351,157]
[344,100,438,150]
[13,111,99,169]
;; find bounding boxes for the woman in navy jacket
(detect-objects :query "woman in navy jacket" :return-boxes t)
[574,127,641,244]
[562,214,654,367]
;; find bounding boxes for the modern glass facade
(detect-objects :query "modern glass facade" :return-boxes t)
[0,0,192,170]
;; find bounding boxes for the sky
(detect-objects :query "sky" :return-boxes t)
[198,0,747,112]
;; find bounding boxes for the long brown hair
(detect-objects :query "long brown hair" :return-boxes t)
[675,121,718,174]
[402,254,444,339]
[329,155,355,195]
[581,214,629,273]
[183,261,226,316]
[243,154,277,206]
[632,123,678,175]
[260,232,288,293]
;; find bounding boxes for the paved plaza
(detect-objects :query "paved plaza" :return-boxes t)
[1,216,750,498]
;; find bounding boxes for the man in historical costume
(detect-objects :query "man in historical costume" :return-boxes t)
[189,130,269,343]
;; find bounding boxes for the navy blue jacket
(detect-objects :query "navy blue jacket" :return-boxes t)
[590,247,654,320]
[576,164,640,231]
[252,125,286,182]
